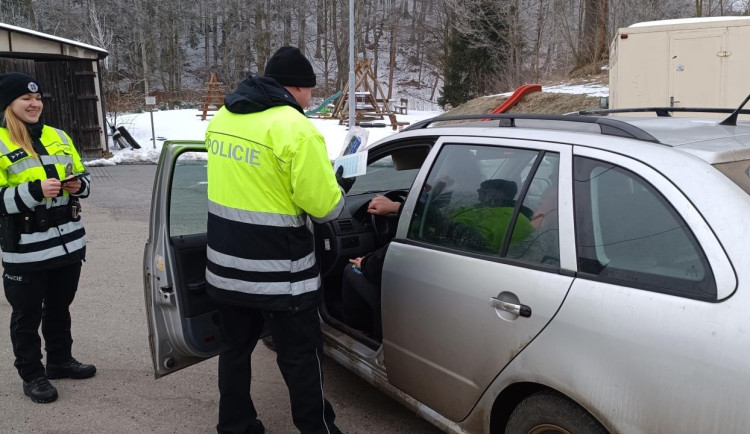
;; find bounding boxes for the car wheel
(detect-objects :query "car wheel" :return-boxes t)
[505,391,607,434]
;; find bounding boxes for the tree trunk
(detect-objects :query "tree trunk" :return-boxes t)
[138,19,150,95]
[331,0,348,91]
[204,5,210,75]
[508,0,522,88]
[533,0,547,82]
[283,7,292,45]
[212,12,219,66]
[373,21,383,79]
[387,13,399,101]
[323,0,330,94]
[297,1,307,53]
[27,0,35,28]
[576,0,608,70]
[255,2,271,74]
[315,0,324,58]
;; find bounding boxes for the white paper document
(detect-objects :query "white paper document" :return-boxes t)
[340,126,369,157]
[334,150,368,178]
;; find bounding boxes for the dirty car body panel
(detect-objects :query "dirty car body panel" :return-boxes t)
[144,111,750,433]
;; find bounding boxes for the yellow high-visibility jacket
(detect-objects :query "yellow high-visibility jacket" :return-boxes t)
[0,125,89,272]
[205,79,344,310]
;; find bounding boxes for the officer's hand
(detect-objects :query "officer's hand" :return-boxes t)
[41,178,62,198]
[336,166,355,194]
[61,176,82,193]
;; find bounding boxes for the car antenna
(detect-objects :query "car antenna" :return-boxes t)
[719,92,750,126]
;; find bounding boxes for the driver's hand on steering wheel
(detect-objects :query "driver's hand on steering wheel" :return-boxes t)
[368,195,401,215]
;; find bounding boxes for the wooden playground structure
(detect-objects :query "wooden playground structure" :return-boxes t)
[331,59,409,130]
[198,62,410,130]
[198,73,225,121]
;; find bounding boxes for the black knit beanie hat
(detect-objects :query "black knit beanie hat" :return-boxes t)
[263,46,317,88]
[0,72,42,112]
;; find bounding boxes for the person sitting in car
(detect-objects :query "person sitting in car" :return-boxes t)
[447,179,534,253]
[341,195,401,340]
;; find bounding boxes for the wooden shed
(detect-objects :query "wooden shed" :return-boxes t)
[0,22,108,157]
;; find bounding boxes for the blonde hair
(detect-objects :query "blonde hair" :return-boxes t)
[3,106,37,158]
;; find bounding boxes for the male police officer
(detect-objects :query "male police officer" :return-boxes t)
[205,46,345,434]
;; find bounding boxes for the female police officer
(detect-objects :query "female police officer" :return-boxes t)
[0,72,94,403]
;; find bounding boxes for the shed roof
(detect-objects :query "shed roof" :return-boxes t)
[0,22,108,59]
[623,16,750,33]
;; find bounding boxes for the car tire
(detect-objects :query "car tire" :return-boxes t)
[505,391,607,434]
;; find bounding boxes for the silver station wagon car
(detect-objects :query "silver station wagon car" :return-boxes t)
[143,102,750,433]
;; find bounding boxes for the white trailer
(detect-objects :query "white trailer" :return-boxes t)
[609,17,750,111]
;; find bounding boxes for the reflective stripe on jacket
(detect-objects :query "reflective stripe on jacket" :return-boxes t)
[205,105,343,309]
[0,126,88,271]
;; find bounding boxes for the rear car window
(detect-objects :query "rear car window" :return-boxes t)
[574,157,716,301]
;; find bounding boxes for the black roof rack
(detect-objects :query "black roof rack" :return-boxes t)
[572,107,750,117]
[403,113,660,143]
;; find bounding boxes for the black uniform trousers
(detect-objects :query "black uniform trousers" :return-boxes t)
[216,302,341,434]
[3,262,82,382]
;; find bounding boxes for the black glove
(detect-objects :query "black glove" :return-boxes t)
[336,166,355,194]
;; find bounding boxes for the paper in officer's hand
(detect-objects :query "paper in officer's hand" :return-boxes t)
[340,126,369,157]
[334,150,368,178]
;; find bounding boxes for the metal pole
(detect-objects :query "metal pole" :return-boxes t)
[348,0,355,129]
[150,110,156,149]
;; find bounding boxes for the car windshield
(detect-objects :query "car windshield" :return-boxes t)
[346,149,427,195]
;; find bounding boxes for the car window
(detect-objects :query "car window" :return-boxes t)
[169,152,208,237]
[506,153,560,267]
[574,157,716,300]
[407,144,538,256]
[346,148,427,195]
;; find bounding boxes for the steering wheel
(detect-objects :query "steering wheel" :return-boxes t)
[370,190,408,245]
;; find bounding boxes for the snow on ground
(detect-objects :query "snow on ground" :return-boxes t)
[85,81,610,167]
[85,109,441,167]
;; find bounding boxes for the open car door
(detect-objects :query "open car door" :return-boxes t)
[143,141,217,378]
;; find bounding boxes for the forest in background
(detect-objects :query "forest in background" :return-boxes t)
[1,0,749,110]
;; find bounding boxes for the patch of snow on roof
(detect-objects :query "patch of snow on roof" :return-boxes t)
[543,83,609,97]
[0,22,108,55]
[630,16,750,28]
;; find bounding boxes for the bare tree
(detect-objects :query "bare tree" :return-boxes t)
[0,0,34,28]
[11,0,732,112]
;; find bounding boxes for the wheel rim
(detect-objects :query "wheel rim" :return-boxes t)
[528,424,573,434]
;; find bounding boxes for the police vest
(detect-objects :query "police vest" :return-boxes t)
[204,105,344,308]
[450,206,534,251]
[0,126,89,271]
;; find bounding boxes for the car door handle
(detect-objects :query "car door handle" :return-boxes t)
[490,297,532,318]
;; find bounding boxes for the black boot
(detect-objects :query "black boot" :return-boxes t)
[46,358,96,379]
[23,377,58,403]
[249,420,265,434]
